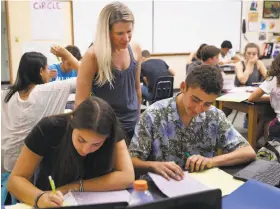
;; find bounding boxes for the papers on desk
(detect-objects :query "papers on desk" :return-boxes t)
[4,203,32,209]
[216,92,251,102]
[63,190,130,206]
[189,168,244,196]
[148,172,212,198]
[67,93,75,102]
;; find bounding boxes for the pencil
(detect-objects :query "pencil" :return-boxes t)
[48,176,56,194]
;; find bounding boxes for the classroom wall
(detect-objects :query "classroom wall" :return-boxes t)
[6,1,73,83]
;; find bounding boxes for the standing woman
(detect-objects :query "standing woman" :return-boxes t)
[75,1,142,145]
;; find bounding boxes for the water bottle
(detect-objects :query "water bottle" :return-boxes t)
[129,180,154,206]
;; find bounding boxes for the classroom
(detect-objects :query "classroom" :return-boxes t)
[1,0,280,209]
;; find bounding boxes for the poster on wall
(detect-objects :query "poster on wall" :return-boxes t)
[30,0,65,40]
[263,1,280,19]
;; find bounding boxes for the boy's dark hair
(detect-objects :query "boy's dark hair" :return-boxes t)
[185,65,223,95]
[196,43,207,60]
[221,40,232,49]
[65,45,82,61]
[200,45,221,62]
[142,50,151,58]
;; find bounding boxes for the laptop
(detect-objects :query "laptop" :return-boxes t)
[45,189,221,209]
[128,189,222,209]
[233,159,280,186]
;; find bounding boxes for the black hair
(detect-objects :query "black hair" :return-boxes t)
[200,45,221,62]
[196,43,207,60]
[52,97,124,187]
[4,52,47,103]
[221,40,232,49]
[186,65,223,95]
[142,50,151,58]
[65,45,82,61]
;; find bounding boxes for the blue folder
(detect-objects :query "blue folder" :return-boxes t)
[222,179,280,209]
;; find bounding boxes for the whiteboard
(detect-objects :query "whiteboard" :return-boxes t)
[153,0,242,53]
[72,0,153,55]
[21,42,61,66]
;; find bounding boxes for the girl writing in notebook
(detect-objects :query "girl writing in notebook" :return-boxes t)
[248,53,280,140]
[7,97,134,208]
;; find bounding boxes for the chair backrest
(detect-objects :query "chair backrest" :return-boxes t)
[150,76,174,104]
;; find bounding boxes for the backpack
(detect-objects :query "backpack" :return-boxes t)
[257,140,280,163]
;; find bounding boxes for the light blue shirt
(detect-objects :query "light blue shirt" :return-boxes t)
[49,63,77,81]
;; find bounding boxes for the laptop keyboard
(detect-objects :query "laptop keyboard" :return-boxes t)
[253,163,280,186]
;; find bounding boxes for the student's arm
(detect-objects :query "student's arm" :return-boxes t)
[234,61,254,85]
[75,47,96,107]
[129,112,184,181]
[58,140,135,193]
[134,43,143,107]
[186,52,196,64]
[257,60,268,79]
[185,111,256,172]
[248,87,270,102]
[168,68,176,76]
[7,146,64,208]
[143,77,149,86]
[51,45,80,71]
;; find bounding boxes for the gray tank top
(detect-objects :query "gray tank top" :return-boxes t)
[92,45,139,132]
[234,61,262,86]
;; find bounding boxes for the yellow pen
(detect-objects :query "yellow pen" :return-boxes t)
[48,176,56,194]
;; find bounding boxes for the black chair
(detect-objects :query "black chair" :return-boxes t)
[149,76,174,105]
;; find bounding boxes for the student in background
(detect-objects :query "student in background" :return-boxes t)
[49,45,81,81]
[141,50,175,102]
[75,2,142,145]
[218,40,240,65]
[234,43,267,86]
[248,53,280,140]
[186,43,207,65]
[187,45,220,73]
[129,65,256,180]
[8,97,134,208]
[1,52,76,204]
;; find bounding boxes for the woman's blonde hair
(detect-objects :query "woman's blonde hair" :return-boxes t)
[94,1,134,86]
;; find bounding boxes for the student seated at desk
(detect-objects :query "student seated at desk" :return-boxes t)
[7,97,134,208]
[49,45,81,81]
[187,45,220,73]
[218,40,240,65]
[141,50,175,102]
[1,52,76,174]
[129,65,256,181]
[234,43,267,86]
[248,53,280,140]
[186,43,207,65]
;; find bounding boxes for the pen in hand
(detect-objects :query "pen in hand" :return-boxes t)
[49,176,56,194]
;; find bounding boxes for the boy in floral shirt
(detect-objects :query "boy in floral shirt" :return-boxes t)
[129,65,256,181]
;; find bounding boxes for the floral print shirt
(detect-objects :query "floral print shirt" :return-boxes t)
[129,94,249,167]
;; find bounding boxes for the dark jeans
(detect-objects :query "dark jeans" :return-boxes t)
[141,85,153,101]
[269,118,280,141]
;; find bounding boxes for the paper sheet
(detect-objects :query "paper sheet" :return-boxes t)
[216,92,251,102]
[4,203,32,209]
[189,168,244,196]
[67,93,75,102]
[148,172,212,198]
[63,190,130,206]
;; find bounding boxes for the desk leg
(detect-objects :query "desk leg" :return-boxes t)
[248,105,257,150]
[218,101,223,110]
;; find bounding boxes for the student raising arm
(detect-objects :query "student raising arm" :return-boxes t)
[7,97,134,208]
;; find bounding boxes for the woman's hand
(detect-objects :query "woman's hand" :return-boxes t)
[37,191,64,208]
